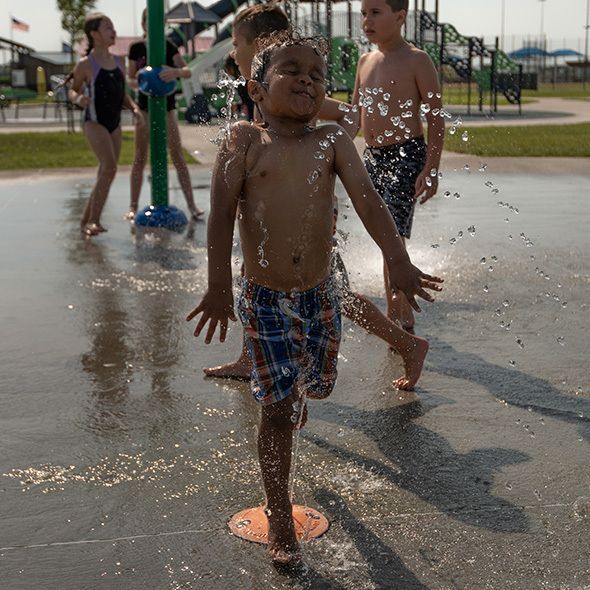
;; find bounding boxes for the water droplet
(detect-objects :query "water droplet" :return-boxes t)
[425,177,432,187]
[561,301,568,308]
[468,225,476,236]
[454,192,461,199]
[509,360,516,367]
[259,259,269,268]
[573,496,590,520]
[431,243,440,248]
[383,92,391,101]
[449,237,457,245]
[430,167,437,177]
[491,256,498,262]
[480,257,486,264]
[427,91,434,98]
[319,139,330,150]
[516,337,524,349]
[338,103,350,112]
[463,164,470,172]
[314,151,325,160]
[420,103,431,115]
[505,482,513,490]
[376,135,384,144]
[479,162,487,172]
[534,489,542,502]
[307,170,319,184]
[483,285,489,292]
[488,266,494,272]
[337,428,345,437]
[399,147,407,157]
[444,191,451,198]
[281,367,291,377]
[378,102,389,116]
[384,130,394,137]
[462,131,469,142]
[264,508,272,516]
[556,336,566,346]
[436,92,442,99]
[449,126,457,135]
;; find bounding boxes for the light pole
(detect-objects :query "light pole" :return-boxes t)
[500,0,506,51]
[584,0,589,88]
[539,0,547,81]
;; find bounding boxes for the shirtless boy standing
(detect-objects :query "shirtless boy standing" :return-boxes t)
[205,2,431,391]
[187,32,443,564]
[353,0,445,333]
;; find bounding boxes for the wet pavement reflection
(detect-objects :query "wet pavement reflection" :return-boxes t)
[0,169,588,589]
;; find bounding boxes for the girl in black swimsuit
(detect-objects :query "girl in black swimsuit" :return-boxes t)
[69,13,144,237]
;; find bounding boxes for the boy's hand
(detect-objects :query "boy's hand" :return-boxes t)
[389,262,444,312]
[186,289,236,344]
[415,172,438,204]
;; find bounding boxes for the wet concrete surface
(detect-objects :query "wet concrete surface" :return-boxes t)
[0,165,589,589]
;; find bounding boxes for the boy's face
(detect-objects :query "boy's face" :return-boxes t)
[361,0,405,43]
[251,45,326,122]
[231,28,256,79]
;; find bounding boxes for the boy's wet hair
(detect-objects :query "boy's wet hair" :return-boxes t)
[251,30,328,84]
[233,3,290,43]
[385,0,409,12]
[84,12,107,55]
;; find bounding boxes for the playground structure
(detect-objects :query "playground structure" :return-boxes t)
[405,0,527,114]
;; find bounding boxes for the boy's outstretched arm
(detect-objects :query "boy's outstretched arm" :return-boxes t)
[317,96,359,139]
[186,124,249,343]
[333,128,443,310]
[415,53,445,204]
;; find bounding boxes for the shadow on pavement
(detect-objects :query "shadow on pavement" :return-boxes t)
[308,400,529,533]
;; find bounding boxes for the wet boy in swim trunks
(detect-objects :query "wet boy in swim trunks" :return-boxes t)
[187,31,443,564]
[205,3,430,391]
[352,0,445,333]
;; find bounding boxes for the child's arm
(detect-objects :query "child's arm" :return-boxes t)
[186,123,250,342]
[414,53,445,204]
[347,53,367,138]
[68,60,90,108]
[160,51,192,82]
[317,97,359,139]
[120,61,145,126]
[332,128,443,309]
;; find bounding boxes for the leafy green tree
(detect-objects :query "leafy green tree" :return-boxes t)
[56,0,97,63]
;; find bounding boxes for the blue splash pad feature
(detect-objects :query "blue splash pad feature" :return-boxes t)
[137,66,177,97]
[134,205,188,232]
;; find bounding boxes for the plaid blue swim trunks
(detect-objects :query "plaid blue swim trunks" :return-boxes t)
[364,136,427,239]
[237,276,342,406]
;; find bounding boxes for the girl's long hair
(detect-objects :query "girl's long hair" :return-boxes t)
[84,12,106,56]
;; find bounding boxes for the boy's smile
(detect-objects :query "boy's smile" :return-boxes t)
[253,45,326,121]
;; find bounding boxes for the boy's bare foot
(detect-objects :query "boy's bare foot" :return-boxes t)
[266,508,302,565]
[203,356,251,380]
[393,336,429,391]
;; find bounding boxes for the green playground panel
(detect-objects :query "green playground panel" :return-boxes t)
[331,37,359,91]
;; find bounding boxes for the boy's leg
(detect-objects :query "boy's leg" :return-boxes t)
[129,115,149,216]
[342,291,428,390]
[258,394,301,562]
[167,111,204,220]
[383,237,415,331]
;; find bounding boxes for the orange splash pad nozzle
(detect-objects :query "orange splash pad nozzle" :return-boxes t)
[228,505,329,544]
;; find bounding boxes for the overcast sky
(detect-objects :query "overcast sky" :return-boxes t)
[1,0,588,52]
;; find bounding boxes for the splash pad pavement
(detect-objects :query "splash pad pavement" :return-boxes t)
[0,161,588,588]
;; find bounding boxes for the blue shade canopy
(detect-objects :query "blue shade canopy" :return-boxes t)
[549,49,584,57]
[508,47,548,59]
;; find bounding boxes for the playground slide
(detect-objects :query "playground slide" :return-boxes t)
[421,16,521,106]
[179,0,250,121]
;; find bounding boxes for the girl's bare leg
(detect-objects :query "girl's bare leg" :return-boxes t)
[129,114,149,217]
[167,111,204,219]
[342,291,428,390]
[383,237,415,330]
[82,122,121,233]
[258,394,300,564]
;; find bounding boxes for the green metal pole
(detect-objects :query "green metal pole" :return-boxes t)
[147,0,168,207]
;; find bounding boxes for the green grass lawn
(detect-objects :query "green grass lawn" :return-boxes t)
[444,122,590,157]
[0,131,196,170]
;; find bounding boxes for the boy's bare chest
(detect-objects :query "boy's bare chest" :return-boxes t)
[360,57,416,96]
